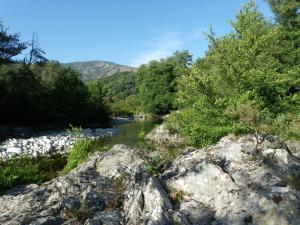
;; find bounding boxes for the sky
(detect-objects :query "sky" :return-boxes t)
[0,0,274,67]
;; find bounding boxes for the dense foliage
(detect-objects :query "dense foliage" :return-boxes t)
[99,71,138,116]
[167,0,300,146]
[102,51,193,117]
[137,50,192,115]
[0,22,109,127]
[100,71,137,100]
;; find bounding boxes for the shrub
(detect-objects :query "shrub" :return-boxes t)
[167,107,249,147]
[64,139,96,172]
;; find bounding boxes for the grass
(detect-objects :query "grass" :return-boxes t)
[0,138,108,194]
[169,187,186,205]
[144,146,183,175]
[63,205,93,224]
[0,154,67,194]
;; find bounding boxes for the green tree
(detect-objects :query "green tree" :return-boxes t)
[86,80,109,122]
[267,0,300,30]
[137,50,192,115]
[0,22,26,64]
[268,0,300,73]
[170,1,300,146]
[0,64,44,124]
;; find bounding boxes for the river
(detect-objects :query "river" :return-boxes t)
[0,119,162,159]
[97,119,162,149]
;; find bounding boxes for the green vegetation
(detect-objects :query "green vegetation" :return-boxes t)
[166,0,300,146]
[64,139,96,172]
[137,50,192,115]
[100,71,137,99]
[0,22,109,127]
[99,51,193,117]
[143,146,183,175]
[109,95,139,116]
[100,71,139,116]
[1,0,299,193]
[0,155,67,194]
[169,188,186,205]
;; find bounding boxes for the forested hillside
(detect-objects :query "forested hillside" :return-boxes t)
[63,61,136,82]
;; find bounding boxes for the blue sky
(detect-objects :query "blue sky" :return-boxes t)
[0,0,274,66]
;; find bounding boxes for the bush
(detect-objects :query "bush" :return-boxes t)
[64,139,96,172]
[137,51,192,115]
[167,106,250,147]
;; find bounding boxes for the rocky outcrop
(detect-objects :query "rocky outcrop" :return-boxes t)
[145,124,186,146]
[0,128,119,159]
[1,135,300,225]
[286,140,300,158]
[164,135,300,225]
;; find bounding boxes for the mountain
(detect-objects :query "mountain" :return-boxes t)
[62,60,136,82]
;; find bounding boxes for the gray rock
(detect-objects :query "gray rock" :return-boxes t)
[1,135,300,225]
[286,140,300,158]
[30,216,65,225]
[179,200,215,225]
[86,211,122,225]
[146,124,186,146]
[165,135,300,225]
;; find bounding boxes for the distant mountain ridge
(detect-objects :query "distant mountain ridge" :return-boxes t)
[62,60,136,82]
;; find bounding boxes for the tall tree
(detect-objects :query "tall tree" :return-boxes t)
[26,33,47,65]
[171,1,300,146]
[266,0,300,67]
[137,50,192,115]
[0,22,26,64]
[267,0,300,30]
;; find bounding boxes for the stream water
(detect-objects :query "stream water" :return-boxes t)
[0,119,162,193]
[97,119,162,149]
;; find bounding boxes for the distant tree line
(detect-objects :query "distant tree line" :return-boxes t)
[0,22,109,127]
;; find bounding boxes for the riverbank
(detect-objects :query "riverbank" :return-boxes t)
[1,134,300,225]
[0,127,119,159]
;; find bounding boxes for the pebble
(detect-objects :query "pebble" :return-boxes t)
[0,128,119,159]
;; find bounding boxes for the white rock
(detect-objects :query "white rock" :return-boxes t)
[6,147,22,154]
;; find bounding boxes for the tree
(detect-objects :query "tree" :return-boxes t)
[0,22,26,64]
[0,64,44,124]
[86,80,109,122]
[26,33,47,65]
[137,50,192,115]
[267,0,300,30]
[266,0,300,66]
[170,1,300,146]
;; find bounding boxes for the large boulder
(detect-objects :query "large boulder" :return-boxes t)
[163,135,300,225]
[146,124,186,146]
